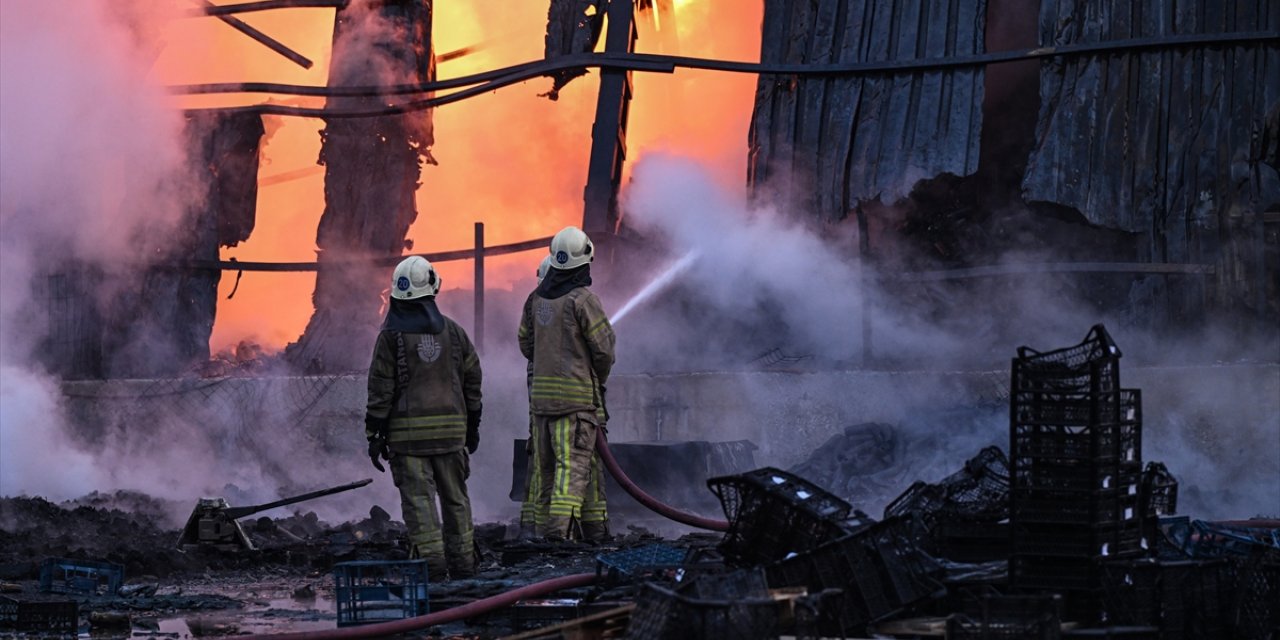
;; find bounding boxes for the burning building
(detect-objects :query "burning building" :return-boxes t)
[0,0,1277,637]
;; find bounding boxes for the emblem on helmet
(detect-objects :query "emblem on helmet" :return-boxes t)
[536,299,554,326]
[396,276,411,291]
[555,251,569,265]
[417,335,442,363]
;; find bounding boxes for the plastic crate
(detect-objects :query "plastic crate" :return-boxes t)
[1012,467,1142,499]
[766,516,943,633]
[1011,389,1137,428]
[1061,626,1159,639]
[1013,521,1148,559]
[1232,553,1280,640]
[38,557,124,596]
[1011,325,1122,396]
[947,593,1062,640]
[886,447,1011,526]
[1012,489,1144,526]
[0,595,79,634]
[1099,558,1232,640]
[944,446,1012,520]
[1012,422,1141,466]
[932,520,1012,563]
[1164,519,1280,558]
[333,560,429,626]
[1138,462,1178,517]
[1010,554,1100,591]
[625,570,778,640]
[707,467,852,566]
[597,544,688,580]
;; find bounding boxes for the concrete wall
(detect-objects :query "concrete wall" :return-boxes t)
[59,363,1279,523]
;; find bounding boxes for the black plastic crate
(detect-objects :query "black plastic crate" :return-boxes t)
[38,557,124,596]
[625,570,779,640]
[1011,325,1122,395]
[1013,521,1148,559]
[1232,553,1280,640]
[1012,423,1141,466]
[333,560,429,626]
[1008,460,1141,494]
[1010,554,1101,592]
[1138,462,1177,518]
[1012,489,1144,527]
[1011,389,1137,428]
[708,467,853,566]
[0,594,79,634]
[1100,558,1233,640]
[947,593,1062,640]
[931,520,1012,563]
[766,516,943,633]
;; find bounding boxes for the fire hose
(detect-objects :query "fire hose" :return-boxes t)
[242,427,725,637]
[238,573,597,640]
[595,430,731,532]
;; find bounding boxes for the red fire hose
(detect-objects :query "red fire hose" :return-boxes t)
[240,431,724,638]
[238,572,598,640]
[595,431,731,532]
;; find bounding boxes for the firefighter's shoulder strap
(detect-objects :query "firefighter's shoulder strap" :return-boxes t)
[393,331,410,414]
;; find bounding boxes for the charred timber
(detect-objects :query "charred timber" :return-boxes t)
[285,0,434,374]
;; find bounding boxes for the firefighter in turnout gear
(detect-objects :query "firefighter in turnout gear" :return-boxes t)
[518,227,616,542]
[367,256,482,579]
[518,255,610,540]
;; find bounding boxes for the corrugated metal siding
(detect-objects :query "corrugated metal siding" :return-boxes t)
[748,0,987,221]
[1023,0,1280,265]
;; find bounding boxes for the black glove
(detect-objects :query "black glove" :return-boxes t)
[465,411,481,454]
[366,414,390,473]
[368,436,389,473]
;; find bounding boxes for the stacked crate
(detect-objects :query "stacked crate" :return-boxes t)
[1009,325,1148,622]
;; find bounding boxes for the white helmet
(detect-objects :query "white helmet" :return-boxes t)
[390,256,440,300]
[549,226,594,270]
[536,255,553,283]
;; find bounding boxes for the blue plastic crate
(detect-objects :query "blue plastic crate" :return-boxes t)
[38,558,123,596]
[597,544,688,579]
[333,560,429,626]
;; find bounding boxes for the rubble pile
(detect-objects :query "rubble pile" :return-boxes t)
[603,325,1279,640]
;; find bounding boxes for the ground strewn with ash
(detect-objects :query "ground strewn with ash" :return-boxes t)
[0,492,692,638]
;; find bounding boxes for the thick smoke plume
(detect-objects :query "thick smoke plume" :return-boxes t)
[617,154,1278,521]
[0,1,192,499]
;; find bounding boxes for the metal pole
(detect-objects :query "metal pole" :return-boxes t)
[474,222,485,352]
[856,202,872,367]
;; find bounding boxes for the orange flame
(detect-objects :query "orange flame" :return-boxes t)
[153,0,761,351]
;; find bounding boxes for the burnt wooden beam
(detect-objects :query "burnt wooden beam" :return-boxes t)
[201,0,315,69]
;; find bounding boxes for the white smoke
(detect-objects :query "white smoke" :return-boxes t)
[617,153,1279,521]
[0,1,192,499]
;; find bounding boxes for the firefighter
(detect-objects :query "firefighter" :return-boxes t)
[366,256,482,579]
[518,226,616,543]
[518,255,611,541]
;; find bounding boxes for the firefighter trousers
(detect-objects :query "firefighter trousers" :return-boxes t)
[531,412,608,539]
[522,413,608,538]
[391,450,475,577]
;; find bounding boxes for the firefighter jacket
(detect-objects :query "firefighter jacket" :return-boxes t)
[518,287,615,419]
[366,318,482,455]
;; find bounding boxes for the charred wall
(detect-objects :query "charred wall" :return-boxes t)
[748,0,988,221]
[747,0,1280,334]
[36,112,264,379]
[1022,0,1280,322]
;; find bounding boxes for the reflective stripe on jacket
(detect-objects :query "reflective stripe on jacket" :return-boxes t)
[367,317,482,455]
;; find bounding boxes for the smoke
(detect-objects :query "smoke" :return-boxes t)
[615,153,1278,521]
[0,1,195,500]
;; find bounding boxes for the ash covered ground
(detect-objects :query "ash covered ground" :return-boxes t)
[0,490,704,638]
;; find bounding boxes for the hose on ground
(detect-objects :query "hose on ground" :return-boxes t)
[596,430,731,532]
[238,572,598,640]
